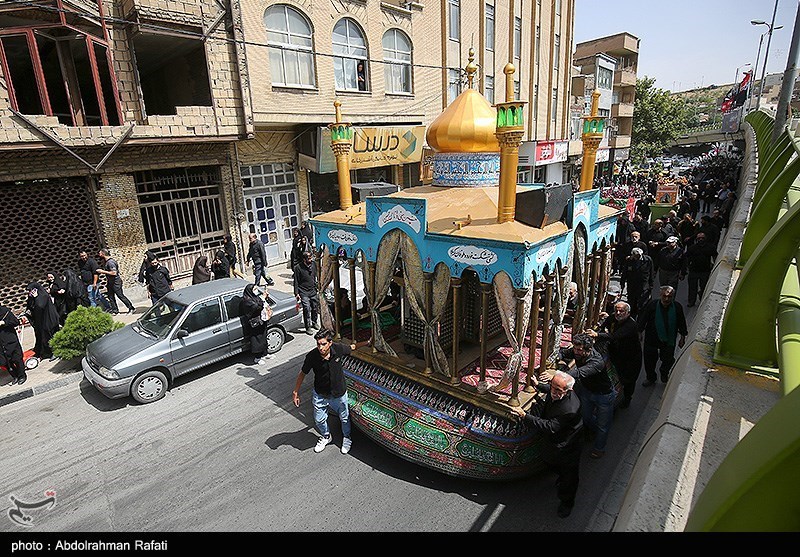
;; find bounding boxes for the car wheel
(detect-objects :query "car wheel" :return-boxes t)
[131,370,168,404]
[266,327,285,354]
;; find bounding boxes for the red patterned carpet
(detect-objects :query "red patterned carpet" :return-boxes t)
[460,326,573,395]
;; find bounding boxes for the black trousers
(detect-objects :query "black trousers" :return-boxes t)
[544,446,581,507]
[1,346,25,380]
[643,339,676,382]
[106,283,134,313]
[687,270,710,305]
[299,292,320,328]
[614,358,642,402]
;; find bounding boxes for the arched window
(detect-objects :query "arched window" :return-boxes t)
[264,4,315,87]
[332,18,368,92]
[382,29,412,94]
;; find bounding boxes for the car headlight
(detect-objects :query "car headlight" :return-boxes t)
[97,366,121,380]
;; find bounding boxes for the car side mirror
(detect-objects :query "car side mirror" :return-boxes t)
[175,329,189,340]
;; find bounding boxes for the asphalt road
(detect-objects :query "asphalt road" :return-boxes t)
[0,315,671,534]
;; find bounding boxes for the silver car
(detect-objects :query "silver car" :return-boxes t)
[82,279,303,404]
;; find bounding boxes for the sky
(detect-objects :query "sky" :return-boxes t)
[573,0,797,92]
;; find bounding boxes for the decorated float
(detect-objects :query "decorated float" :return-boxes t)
[310,53,621,480]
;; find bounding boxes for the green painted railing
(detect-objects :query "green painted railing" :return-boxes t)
[690,109,800,531]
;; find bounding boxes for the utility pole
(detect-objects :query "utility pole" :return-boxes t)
[757,0,780,109]
[774,1,800,142]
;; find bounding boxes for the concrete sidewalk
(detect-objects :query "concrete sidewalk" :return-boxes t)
[0,263,297,408]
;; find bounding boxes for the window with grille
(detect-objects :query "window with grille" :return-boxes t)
[333,18,369,92]
[383,29,413,94]
[265,4,316,87]
[240,163,297,189]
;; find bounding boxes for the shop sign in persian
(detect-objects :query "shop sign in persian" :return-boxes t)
[318,126,426,173]
[534,141,568,166]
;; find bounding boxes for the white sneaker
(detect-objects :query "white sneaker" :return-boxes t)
[341,437,352,455]
[257,357,270,365]
[254,357,262,364]
[314,436,331,453]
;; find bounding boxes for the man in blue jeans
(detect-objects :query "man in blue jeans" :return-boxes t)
[78,250,110,311]
[292,329,367,455]
[556,332,615,459]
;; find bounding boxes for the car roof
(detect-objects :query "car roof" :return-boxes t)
[165,278,249,304]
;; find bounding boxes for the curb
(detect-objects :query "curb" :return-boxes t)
[0,371,83,409]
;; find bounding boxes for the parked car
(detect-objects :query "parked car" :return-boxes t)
[82,279,303,404]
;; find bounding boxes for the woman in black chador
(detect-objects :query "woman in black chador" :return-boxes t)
[0,304,27,385]
[48,271,69,325]
[239,284,271,365]
[25,282,60,360]
[63,268,84,313]
[211,250,231,280]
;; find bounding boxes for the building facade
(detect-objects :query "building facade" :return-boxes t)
[573,31,639,174]
[0,0,248,312]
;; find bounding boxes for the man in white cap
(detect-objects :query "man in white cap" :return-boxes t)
[657,236,686,292]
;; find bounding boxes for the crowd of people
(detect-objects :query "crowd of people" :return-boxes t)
[516,149,742,518]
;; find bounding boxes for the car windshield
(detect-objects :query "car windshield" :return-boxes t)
[138,299,187,338]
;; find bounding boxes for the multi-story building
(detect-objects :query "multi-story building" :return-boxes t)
[0,0,580,306]
[0,0,249,312]
[573,31,639,172]
[569,51,615,177]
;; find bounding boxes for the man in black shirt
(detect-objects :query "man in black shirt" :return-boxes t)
[685,232,718,307]
[587,302,642,408]
[511,370,583,518]
[144,257,173,306]
[557,333,614,459]
[639,286,688,385]
[246,233,275,287]
[78,250,110,311]
[293,250,321,334]
[292,329,367,455]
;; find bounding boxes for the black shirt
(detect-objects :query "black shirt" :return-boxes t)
[78,257,100,286]
[560,346,612,395]
[301,343,351,398]
[145,264,172,298]
[293,261,318,297]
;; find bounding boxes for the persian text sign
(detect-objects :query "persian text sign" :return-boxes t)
[534,141,568,166]
[319,126,426,173]
[378,205,421,233]
[448,245,498,266]
[328,229,358,245]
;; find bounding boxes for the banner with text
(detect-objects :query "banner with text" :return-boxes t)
[318,125,426,174]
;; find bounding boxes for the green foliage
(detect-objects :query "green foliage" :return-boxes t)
[49,306,125,360]
[632,76,691,164]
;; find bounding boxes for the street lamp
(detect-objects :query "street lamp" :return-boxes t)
[753,0,781,109]
[748,23,784,111]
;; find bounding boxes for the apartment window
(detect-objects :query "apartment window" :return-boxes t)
[0,32,122,126]
[514,17,522,60]
[554,34,560,70]
[448,0,460,41]
[551,88,558,124]
[383,29,413,94]
[485,75,494,104]
[535,26,540,65]
[556,0,562,15]
[598,67,613,90]
[240,163,297,189]
[514,80,520,101]
[448,68,461,103]
[333,18,369,91]
[485,4,495,51]
[265,4,315,87]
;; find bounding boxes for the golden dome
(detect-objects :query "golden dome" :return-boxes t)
[426,50,500,153]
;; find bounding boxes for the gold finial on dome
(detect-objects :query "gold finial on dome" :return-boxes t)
[504,63,516,103]
[466,47,478,89]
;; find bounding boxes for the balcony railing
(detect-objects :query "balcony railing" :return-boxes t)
[612,103,634,118]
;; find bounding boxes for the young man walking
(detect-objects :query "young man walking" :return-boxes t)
[97,249,136,314]
[292,329,367,455]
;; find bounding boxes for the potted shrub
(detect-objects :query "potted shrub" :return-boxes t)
[50,306,124,361]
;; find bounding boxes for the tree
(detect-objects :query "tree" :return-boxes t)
[631,77,691,164]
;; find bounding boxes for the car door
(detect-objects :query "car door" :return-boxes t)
[222,291,246,354]
[169,297,229,376]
